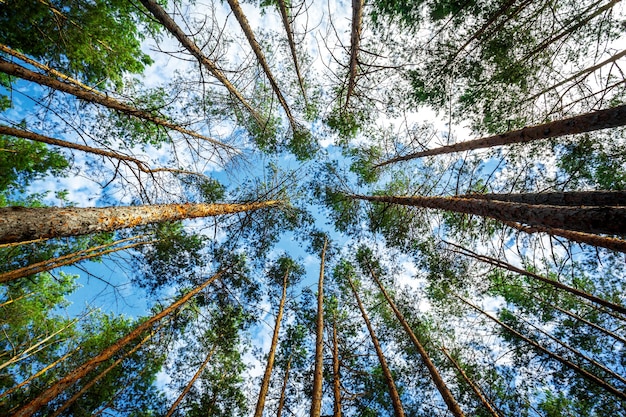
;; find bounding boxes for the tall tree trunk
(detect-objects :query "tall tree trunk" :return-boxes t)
[365,264,465,417]
[0,125,201,177]
[0,200,280,244]
[458,190,626,206]
[13,269,225,417]
[502,220,626,253]
[349,193,626,236]
[165,343,219,417]
[345,0,363,109]
[0,236,154,283]
[276,355,292,417]
[50,320,167,417]
[373,104,626,167]
[276,0,307,105]
[226,0,298,131]
[332,313,342,417]
[441,347,501,417]
[346,275,406,417]
[310,237,327,417]
[456,294,626,401]
[254,268,290,417]
[138,0,263,126]
[443,241,626,315]
[0,58,233,152]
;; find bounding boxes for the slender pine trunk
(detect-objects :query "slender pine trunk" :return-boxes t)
[346,275,406,417]
[373,104,626,166]
[345,0,363,109]
[254,268,290,417]
[276,0,307,105]
[349,193,626,236]
[332,314,342,417]
[13,269,225,417]
[310,237,327,417]
[276,355,291,417]
[458,190,626,206]
[366,265,465,417]
[0,200,280,244]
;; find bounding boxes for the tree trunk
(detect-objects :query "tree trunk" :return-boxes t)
[0,58,233,152]
[276,355,292,417]
[0,200,280,244]
[346,275,406,417]
[276,0,307,105]
[373,104,626,166]
[0,236,154,283]
[458,190,626,206]
[366,264,465,417]
[138,0,263,126]
[441,347,501,417]
[165,343,219,417]
[443,241,626,315]
[13,269,225,417]
[0,125,201,177]
[345,0,363,109]
[254,268,290,417]
[332,313,342,417]
[226,0,298,131]
[456,294,626,401]
[503,220,626,253]
[310,237,327,417]
[349,193,626,236]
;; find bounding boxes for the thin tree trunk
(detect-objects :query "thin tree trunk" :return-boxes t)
[349,193,626,236]
[531,293,626,345]
[276,0,307,105]
[346,275,406,417]
[332,313,342,417]
[276,355,291,417]
[373,104,626,167]
[503,220,626,253]
[0,346,80,400]
[443,241,626,315]
[0,125,202,177]
[0,237,47,249]
[13,269,225,417]
[310,237,327,417]
[0,292,34,308]
[458,190,626,206]
[138,0,263,126]
[366,265,465,417]
[226,0,298,131]
[441,347,501,417]
[254,268,290,417]
[345,0,363,109]
[165,343,219,417]
[0,58,233,152]
[0,236,154,283]
[456,294,626,401]
[49,320,167,417]
[0,200,280,244]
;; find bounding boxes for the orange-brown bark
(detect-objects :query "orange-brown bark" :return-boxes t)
[0,200,280,244]
[310,237,327,417]
[459,190,626,206]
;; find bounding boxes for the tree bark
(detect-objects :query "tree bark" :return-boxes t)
[456,294,626,401]
[441,347,500,417]
[276,0,308,105]
[349,193,626,236]
[0,125,201,177]
[165,343,218,417]
[13,269,225,417]
[365,264,465,417]
[138,0,263,126]
[0,236,154,283]
[332,313,342,417]
[254,268,290,417]
[458,190,626,206]
[310,237,327,417]
[346,274,406,417]
[443,241,626,315]
[276,355,292,417]
[226,0,298,131]
[345,0,363,109]
[0,58,233,152]
[374,104,626,167]
[0,200,280,244]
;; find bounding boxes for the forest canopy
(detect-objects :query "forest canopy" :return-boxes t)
[1,0,626,416]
